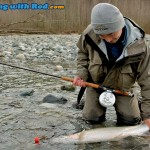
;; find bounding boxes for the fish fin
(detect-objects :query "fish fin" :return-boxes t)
[79,130,85,141]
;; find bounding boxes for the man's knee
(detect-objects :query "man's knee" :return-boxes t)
[83,113,106,124]
[116,112,141,125]
[82,108,106,124]
[115,95,141,125]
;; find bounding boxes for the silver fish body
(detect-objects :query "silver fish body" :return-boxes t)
[52,124,149,144]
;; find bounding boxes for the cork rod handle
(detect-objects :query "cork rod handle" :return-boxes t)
[61,76,100,89]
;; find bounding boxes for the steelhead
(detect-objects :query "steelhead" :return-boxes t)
[52,124,149,144]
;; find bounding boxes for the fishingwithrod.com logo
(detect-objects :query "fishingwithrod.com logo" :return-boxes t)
[0,3,65,11]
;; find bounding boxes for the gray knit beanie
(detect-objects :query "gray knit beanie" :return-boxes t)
[91,3,125,35]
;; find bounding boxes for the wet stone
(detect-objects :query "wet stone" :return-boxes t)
[20,89,35,97]
[42,94,68,104]
[8,101,22,108]
[60,84,76,91]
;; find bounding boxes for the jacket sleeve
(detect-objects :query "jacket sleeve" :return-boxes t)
[137,41,150,120]
[76,34,89,81]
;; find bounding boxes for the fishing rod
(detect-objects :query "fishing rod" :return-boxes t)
[0,61,133,96]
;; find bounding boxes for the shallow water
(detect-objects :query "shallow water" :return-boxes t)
[0,63,149,150]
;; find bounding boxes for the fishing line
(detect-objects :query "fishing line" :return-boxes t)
[0,61,133,97]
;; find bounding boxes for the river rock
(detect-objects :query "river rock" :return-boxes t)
[54,65,64,71]
[60,85,76,91]
[16,54,26,62]
[20,89,35,97]
[43,94,67,104]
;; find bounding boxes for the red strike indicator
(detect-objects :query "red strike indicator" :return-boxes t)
[34,137,40,144]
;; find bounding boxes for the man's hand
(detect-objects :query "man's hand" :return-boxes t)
[73,77,86,87]
[144,119,150,129]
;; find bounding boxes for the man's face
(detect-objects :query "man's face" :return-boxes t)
[99,29,123,43]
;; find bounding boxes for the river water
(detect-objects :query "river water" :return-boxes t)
[0,34,149,150]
